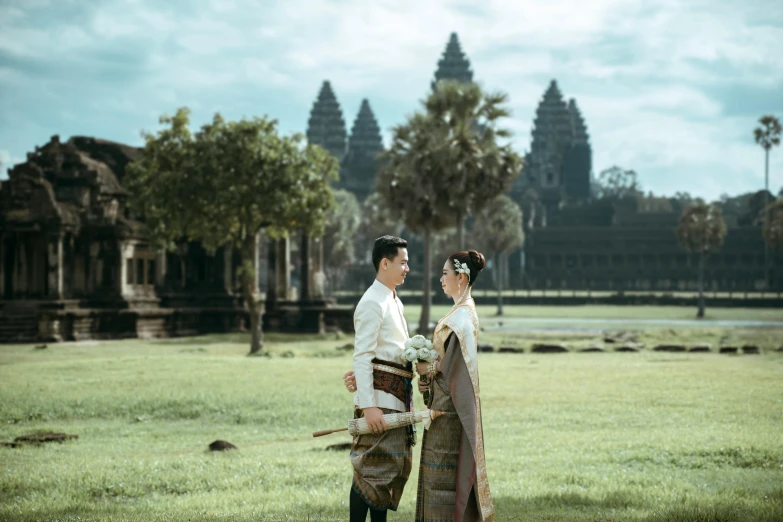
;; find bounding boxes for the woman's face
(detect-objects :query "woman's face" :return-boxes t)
[440,259,466,297]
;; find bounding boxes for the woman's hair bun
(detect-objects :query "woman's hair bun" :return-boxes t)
[468,250,486,272]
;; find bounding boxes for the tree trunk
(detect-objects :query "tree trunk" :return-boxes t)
[241,236,264,355]
[456,209,465,251]
[697,252,705,318]
[418,228,432,335]
[764,148,770,289]
[496,252,503,316]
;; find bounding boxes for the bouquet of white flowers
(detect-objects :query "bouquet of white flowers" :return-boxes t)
[401,334,437,364]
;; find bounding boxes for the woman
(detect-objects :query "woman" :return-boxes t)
[342,250,494,521]
[413,249,494,522]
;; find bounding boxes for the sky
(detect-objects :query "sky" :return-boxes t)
[1,0,782,201]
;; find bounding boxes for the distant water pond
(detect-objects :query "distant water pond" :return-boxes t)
[481,317,783,334]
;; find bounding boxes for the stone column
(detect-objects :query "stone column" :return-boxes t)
[276,237,290,301]
[266,235,278,307]
[64,234,75,298]
[118,240,128,297]
[17,240,27,295]
[156,249,167,287]
[312,236,325,298]
[223,243,233,294]
[300,233,312,302]
[89,242,100,293]
[47,234,64,299]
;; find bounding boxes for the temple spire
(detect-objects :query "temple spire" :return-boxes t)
[431,32,474,89]
[306,80,347,160]
[340,99,384,201]
[568,98,589,145]
[529,80,572,184]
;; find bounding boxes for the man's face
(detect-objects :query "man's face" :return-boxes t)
[385,247,410,286]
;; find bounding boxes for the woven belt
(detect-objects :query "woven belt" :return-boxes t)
[372,363,414,380]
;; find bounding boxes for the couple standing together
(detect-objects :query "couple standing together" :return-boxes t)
[342,235,494,522]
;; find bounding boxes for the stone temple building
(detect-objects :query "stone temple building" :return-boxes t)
[0,136,252,342]
[0,135,353,343]
[510,80,593,224]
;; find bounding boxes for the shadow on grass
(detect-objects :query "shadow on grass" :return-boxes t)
[645,492,783,522]
[497,490,643,511]
[493,489,783,522]
[622,446,783,470]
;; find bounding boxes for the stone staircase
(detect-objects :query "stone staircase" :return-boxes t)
[0,302,40,343]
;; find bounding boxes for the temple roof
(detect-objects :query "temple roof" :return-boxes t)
[0,135,141,234]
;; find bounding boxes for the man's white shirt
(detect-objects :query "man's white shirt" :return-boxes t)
[353,279,410,412]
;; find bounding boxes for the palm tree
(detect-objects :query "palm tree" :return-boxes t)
[425,80,523,249]
[473,195,525,315]
[377,113,454,334]
[676,203,728,318]
[754,115,782,286]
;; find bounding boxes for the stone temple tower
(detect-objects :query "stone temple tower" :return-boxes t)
[432,32,474,89]
[562,98,592,201]
[339,99,384,202]
[513,80,592,219]
[306,80,347,161]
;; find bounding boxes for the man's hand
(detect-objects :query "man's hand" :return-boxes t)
[362,407,387,434]
[417,379,429,395]
[343,371,357,392]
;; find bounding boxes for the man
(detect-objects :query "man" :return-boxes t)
[345,235,413,522]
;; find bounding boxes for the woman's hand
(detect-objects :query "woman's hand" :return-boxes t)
[343,371,357,392]
[417,379,429,395]
[416,361,439,376]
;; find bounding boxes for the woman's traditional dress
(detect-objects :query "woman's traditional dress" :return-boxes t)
[415,302,494,522]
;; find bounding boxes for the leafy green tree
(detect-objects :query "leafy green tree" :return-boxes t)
[473,195,525,315]
[425,80,522,249]
[323,189,360,293]
[592,166,641,200]
[754,115,782,210]
[359,191,404,240]
[762,198,783,255]
[676,202,727,318]
[377,112,454,334]
[125,108,338,355]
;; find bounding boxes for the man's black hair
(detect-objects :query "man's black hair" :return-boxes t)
[372,235,408,272]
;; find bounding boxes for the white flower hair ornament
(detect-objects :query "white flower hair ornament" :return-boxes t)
[453,259,470,282]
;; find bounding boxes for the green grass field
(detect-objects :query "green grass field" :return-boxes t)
[1,323,782,521]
